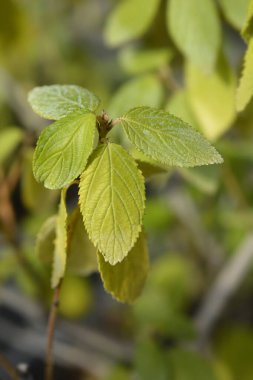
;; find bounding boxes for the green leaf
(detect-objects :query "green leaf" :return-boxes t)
[131,149,168,178]
[0,127,23,165]
[120,107,223,167]
[119,48,172,75]
[236,38,253,112]
[104,0,160,47]
[67,207,97,275]
[168,349,218,380]
[28,85,100,120]
[166,90,199,131]
[108,74,164,119]
[167,0,221,72]
[242,0,253,41]
[36,215,56,264]
[51,189,67,288]
[33,112,96,189]
[21,148,59,211]
[186,55,236,140]
[135,339,170,380]
[79,143,145,265]
[218,0,250,30]
[98,231,149,303]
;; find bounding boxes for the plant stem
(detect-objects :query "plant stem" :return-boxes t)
[45,282,62,380]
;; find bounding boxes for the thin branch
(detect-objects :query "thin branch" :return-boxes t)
[45,283,62,380]
[193,234,253,348]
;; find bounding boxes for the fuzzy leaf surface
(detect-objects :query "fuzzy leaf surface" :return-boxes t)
[79,143,145,265]
[120,107,223,167]
[98,231,149,303]
[104,0,160,47]
[167,0,221,72]
[33,112,96,189]
[236,38,253,111]
[51,190,67,288]
[28,85,100,120]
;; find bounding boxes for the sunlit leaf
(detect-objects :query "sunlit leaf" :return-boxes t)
[104,0,160,47]
[108,74,164,119]
[33,112,96,189]
[28,85,100,120]
[242,0,253,41]
[51,189,67,288]
[119,48,172,75]
[186,55,236,140]
[98,231,149,303]
[167,0,221,72]
[218,0,249,30]
[236,38,253,112]
[67,207,97,275]
[120,107,223,167]
[0,127,23,165]
[79,143,145,265]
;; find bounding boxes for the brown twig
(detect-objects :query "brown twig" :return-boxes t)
[45,282,62,380]
[0,352,20,380]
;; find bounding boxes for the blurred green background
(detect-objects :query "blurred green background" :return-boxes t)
[1,0,253,379]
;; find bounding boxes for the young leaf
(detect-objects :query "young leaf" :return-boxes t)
[67,207,97,275]
[28,85,100,120]
[186,55,236,140]
[98,231,149,303]
[131,149,168,178]
[79,143,145,265]
[119,48,172,75]
[108,74,164,119]
[218,0,249,30]
[52,189,67,288]
[167,0,221,72]
[0,127,23,165]
[36,215,56,264]
[242,0,253,41]
[104,0,160,47]
[120,107,223,167]
[236,38,253,112]
[33,112,96,189]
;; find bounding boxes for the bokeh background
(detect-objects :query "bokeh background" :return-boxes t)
[1,0,253,379]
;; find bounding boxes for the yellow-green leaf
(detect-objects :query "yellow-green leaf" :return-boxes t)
[36,215,56,264]
[33,112,96,189]
[0,127,23,165]
[119,47,172,75]
[98,231,149,303]
[167,0,221,72]
[21,148,59,212]
[28,85,100,120]
[236,38,253,112]
[79,143,145,265]
[108,74,164,119]
[120,107,223,167]
[242,0,253,41]
[104,0,160,47]
[51,189,67,288]
[218,0,250,30]
[67,207,97,275]
[186,55,236,140]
